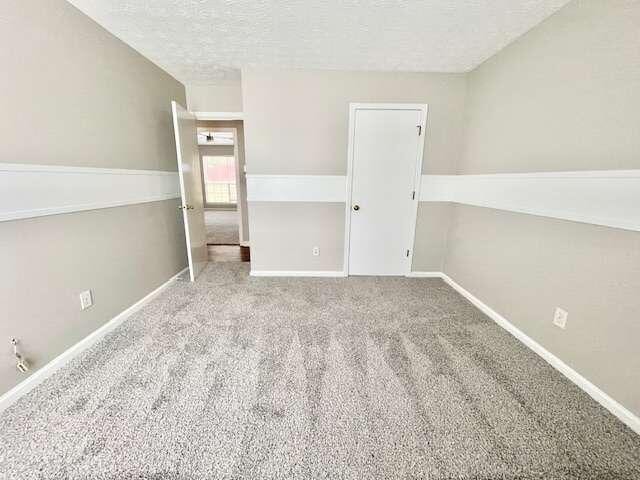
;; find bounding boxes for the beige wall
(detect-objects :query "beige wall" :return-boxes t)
[446,206,640,416]
[242,69,467,271]
[445,0,640,416]
[0,1,185,170]
[249,203,345,271]
[186,82,243,112]
[0,0,187,395]
[412,203,453,272]
[0,202,186,395]
[461,0,640,174]
[242,69,466,176]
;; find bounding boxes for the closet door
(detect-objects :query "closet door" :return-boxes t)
[347,105,426,276]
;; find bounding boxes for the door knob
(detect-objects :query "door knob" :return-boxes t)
[187,205,194,210]
[353,205,360,211]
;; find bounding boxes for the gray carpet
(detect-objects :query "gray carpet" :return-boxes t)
[206,210,239,245]
[1,263,638,479]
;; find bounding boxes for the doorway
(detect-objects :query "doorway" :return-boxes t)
[196,122,250,263]
[344,103,427,276]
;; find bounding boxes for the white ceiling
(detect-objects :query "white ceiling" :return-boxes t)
[67,0,571,84]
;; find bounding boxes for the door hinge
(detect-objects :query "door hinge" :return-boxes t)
[411,190,416,200]
[406,249,410,257]
[417,125,422,136]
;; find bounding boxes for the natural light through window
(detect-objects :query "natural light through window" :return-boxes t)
[202,155,236,204]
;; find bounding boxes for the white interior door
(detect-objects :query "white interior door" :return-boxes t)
[347,105,426,276]
[171,101,208,281]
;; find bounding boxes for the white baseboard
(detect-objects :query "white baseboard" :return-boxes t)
[0,267,188,413]
[250,270,346,278]
[406,271,444,278]
[411,271,640,435]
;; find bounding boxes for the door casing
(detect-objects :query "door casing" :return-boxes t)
[343,103,428,276]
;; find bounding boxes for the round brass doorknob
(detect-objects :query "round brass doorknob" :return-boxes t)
[353,205,360,211]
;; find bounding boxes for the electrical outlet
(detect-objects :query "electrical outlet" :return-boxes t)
[312,246,320,256]
[80,290,93,310]
[553,307,568,329]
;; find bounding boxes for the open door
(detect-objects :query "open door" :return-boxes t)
[171,101,208,281]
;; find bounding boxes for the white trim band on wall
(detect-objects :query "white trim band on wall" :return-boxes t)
[0,163,180,222]
[247,174,346,202]
[244,171,640,232]
[421,170,640,232]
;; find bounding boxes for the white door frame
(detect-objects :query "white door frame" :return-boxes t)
[230,126,246,245]
[193,112,244,121]
[343,103,428,276]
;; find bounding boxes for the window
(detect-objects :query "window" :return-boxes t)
[202,155,236,205]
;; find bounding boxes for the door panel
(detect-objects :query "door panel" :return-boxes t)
[171,101,207,281]
[348,107,423,276]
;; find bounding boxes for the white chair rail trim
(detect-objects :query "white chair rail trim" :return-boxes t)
[421,170,640,232]
[245,170,639,232]
[0,163,180,222]
[246,174,347,203]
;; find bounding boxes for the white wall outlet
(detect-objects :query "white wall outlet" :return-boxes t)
[312,246,320,256]
[80,290,93,310]
[553,307,568,329]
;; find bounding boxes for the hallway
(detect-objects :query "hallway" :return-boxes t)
[205,210,239,245]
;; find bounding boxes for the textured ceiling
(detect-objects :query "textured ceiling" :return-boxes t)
[67,0,571,84]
